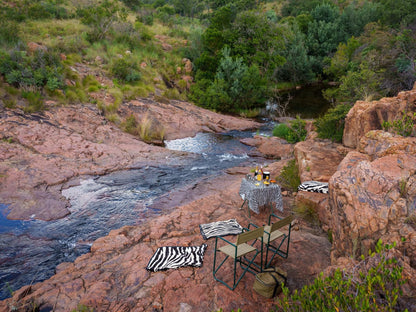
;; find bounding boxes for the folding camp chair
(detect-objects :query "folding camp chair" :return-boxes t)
[213,226,264,290]
[263,214,293,268]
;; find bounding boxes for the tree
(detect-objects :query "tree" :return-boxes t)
[305,3,345,74]
[201,5,235,54]
[314,104,351,142]
[331,63,384,104]
[377,0,416,28]
[171,0,206,18]
[191,47,267,112]
[77,0,128,42]
[324,36,360,79]
[228,10,286,77]
[281,0,323,17]
[340,1,381,38]
[276,24,313,84]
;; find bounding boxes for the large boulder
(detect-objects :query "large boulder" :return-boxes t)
[343,83,416,149]
[294,139,350,183]
[240,135,294,159]
[329,131,416,264]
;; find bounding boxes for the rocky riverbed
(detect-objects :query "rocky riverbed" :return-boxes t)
[0,100,259,221]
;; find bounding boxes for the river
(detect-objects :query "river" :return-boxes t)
[0,123,275,300]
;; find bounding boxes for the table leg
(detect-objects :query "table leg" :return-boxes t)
[240,199,251,218]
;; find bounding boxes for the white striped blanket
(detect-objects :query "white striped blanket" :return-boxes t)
[298,181,329,194]
[146,244,207,272]
[199,219,243,240]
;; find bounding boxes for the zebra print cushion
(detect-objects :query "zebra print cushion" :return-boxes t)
[146,244,207,272]
[199,219,243,240]
[298,181,329,194]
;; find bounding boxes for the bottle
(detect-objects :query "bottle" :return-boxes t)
[254,165,258,177]
[264,175,270,185]
[256,165,262,181]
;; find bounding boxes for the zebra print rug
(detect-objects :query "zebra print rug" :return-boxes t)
[146,244,207,272]
[297,181,329,194]
[199,219,243,240]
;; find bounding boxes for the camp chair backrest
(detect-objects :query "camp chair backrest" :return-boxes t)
[270,215,293,233]
[236,226,264,245]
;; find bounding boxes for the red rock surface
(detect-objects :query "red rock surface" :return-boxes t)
[240,135,294,160]
[343,83,416,148]
[329,131,416,268]
[294,139,351,183]
[118,98,259,141]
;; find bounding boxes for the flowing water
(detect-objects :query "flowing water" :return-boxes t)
[0,124,275,300]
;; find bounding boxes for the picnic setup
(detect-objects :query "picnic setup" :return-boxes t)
[144,165,302,299]
[144,162,332,301]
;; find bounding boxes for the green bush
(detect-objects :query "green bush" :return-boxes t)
[110,57,141,83]
[26,2,69,20]
[276,159,300,192]
[0,47,64,91]
[273,123,291,140]
[122,114,138,135]
[273,116,307,143]
[77,0,127,42]
[0,21,20,46]
[0,1,68,21]
[22,91,45,113]
[112,22,142,49]
[191,47,267,113]
[314,104,351,142]
[277,240,407,312]
[382,111,416,137]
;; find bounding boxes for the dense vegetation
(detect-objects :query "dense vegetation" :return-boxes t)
[277,240,408,312]
[0,0,416,118]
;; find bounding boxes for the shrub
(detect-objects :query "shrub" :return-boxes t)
[77,0,127,42]
[22,91,45,113]
[122,114,138,135]
[382,111,416,137]
[0,47,64,91]
[293,202,320,227]
[136,13,154,26]
[64,87,87,104]
[276,159,300,192]
[0,21,20,46]
[277,240,407,312]
[138,113,165,142]
[4,98,17,109]
[191,47,268,113]
[273,123,291,140]
[273,116,307,143]
[314,104,351,142]
[239,108,260,118]
[112,22,142,49]
[110,57,141,83]
[26,2,69,20]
